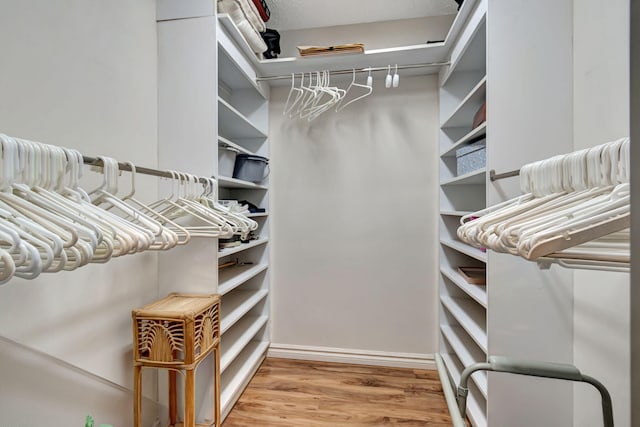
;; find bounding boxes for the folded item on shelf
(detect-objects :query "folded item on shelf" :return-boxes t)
[261,28,281,59]
[251,0,270,22]
[297,43,365,57]
[239,200,266,213]
[218,0,268,54]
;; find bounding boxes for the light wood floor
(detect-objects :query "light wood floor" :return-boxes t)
[222,358,454,426]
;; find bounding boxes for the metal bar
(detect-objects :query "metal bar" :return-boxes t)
[256,61,451,82]
[489,168,520,182]
[435,354,467,427]
[83,155,210,184]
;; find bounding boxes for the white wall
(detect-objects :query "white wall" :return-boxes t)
[631,2,640,423]
[0,1,161,425]
[486,0,575,425]
[269,75,440,363]
[278,15,455,58]
[572,1,630,426]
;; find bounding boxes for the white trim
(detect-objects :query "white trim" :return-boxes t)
[267,343,436,370]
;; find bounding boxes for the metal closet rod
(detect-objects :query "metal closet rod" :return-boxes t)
[82,155,210,184]
[489,168,521,182]
[256,61,451,82]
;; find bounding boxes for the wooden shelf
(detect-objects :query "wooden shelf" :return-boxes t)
[441,325,488,398]
[442,76,487,129]
[218,97,267,139]
[440,168,486,186]
[221,340,269,419]
[221,315,269,373]
[218,175,268,190]
[441,123,487,158]
[220,289,269,334]
[218,238,269,259]
[440,238,488,262]
[440,352,487,427]
[440,266,487,307]
[218,136,253,155]
[219,263,269,295]
[441,296,487,353]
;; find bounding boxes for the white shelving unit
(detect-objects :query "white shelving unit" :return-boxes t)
[216,17,271,421]
[437,0,488,425]
[217,0,479,80]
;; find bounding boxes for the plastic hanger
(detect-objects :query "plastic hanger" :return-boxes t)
[385,65,392,88]
[283,73,304,116]
[393,64,400,88]
[120,162,191,247]
[335,69,373,112]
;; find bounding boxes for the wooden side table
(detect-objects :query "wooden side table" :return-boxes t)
[132,293,221,427]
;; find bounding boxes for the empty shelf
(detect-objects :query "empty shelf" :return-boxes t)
[440,210,473,217]
[221,289,268,334]
[440,238,488,262]
[440,352,487,427]
[440,168,486,186]
[218,97,267,139]
[218,263,269,295]
[441,325,488,398]
[441,296,487,353]
[221,340,269,418]
[221,315,269,373]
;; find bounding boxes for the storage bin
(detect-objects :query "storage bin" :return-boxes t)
[218,145,239,177]
[233,154,269,183]
[456,139,486,175]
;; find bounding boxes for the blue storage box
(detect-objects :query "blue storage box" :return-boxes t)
[456,139,486,175]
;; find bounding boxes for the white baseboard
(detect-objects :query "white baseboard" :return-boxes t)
[267,343,436,370]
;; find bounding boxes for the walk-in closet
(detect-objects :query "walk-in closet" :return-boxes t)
[0,1,637,426]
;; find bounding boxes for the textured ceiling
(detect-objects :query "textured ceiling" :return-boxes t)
[265,0,459,31]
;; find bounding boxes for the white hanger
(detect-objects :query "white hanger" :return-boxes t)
[283,73,304,116]
[335,69,373,112]
[385,65,392,88]
[393,64,400,88]
[120,162,191,247]
[458,138,630,264]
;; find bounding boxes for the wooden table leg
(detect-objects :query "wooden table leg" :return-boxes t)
[169,369,178,425]
[133,365,143,427]
[184,368,196,427]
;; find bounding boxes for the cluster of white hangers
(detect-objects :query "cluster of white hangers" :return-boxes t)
[283,65,401,121]
[457,137,630,272]
[0,133,257,284]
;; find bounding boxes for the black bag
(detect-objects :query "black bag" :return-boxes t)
[261,28,280,59]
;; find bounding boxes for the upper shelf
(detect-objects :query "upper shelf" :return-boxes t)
[218,0,479,79]
[441,76,486,129]
[218,97,268,139]
[440,0,487,86]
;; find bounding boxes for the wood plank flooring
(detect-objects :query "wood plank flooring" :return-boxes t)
[222,358,454,426]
